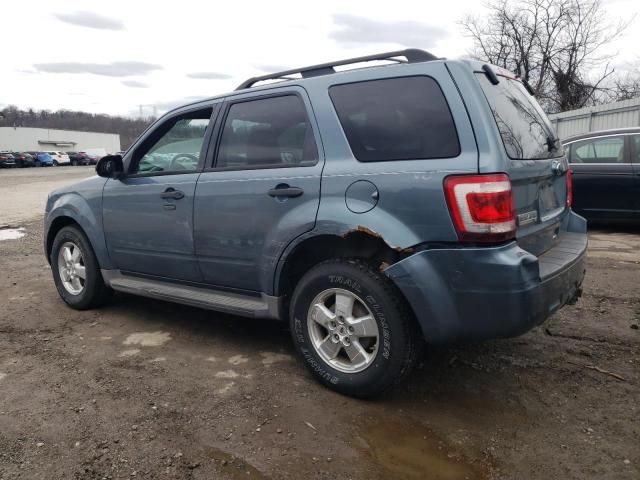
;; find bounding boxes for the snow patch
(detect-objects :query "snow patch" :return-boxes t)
[228,354,249,365]
[123,331,171,347]
[0,227,25,241]
[118,349,140,357]
[260,352,293,366]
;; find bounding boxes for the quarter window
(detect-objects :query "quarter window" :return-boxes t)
[131,108,213,174]
[569,136,625,164]
[216,95,318,169]
[329,76,460,162]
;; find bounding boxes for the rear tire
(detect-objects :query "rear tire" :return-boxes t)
[290,258,421,398]
[50,226,112,310]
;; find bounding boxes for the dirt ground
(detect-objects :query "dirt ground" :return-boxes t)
[0,168,638,480]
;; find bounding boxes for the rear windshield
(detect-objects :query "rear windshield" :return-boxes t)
[476,73,563,160]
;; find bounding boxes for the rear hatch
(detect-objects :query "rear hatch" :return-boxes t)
[475,68,569,257]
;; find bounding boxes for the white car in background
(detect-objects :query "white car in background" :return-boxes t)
[46,151,71,166]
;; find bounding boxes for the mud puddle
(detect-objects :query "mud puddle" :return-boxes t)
[207,446,269,479]
[359,415,487,480]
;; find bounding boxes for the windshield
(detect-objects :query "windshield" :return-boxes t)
[476,73,563,160]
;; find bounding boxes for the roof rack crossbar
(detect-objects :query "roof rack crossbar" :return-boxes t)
[235,48,438,90]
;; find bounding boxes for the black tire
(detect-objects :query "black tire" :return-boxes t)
[290,258,421,398]
[50,226,112,310]
[53,160,58,166]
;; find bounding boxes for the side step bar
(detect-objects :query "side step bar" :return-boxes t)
[101,270,281,319]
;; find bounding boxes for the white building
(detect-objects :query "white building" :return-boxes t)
[549,97,640,140]
[0,127,120,153]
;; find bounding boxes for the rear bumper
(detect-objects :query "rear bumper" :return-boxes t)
[385,211,587,343]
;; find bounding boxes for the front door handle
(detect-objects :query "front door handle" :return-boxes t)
[161,188,185,200]
[268,185,304,198]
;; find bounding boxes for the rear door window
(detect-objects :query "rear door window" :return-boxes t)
[569,136,625,164]
[216,95,318,169]
[329,76,460,162]
[476,73,562,160]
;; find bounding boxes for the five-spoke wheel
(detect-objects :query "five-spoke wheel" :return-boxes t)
[307,288,379,373]
[57,241,86,295]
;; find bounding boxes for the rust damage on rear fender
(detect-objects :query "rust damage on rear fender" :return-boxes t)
[346,225,416,254]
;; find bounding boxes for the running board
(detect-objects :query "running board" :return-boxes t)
[101,270,281,319]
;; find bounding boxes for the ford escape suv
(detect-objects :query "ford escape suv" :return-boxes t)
[44,49,587,397]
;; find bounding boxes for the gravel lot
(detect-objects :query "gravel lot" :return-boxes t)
[0,168,638,480]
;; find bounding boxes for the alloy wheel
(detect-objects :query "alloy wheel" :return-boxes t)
[57,241,86,295]
[307,288,379,373]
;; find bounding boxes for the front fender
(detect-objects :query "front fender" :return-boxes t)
[45,188,112,269]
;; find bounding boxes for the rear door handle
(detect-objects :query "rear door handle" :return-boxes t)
[160,188,185,200]
[268,185,304,198]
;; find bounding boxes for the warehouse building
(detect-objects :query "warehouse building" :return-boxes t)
[549,97,640,140]
[0,127,120,153]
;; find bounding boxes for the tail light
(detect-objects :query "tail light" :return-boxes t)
[566,169,573,208]
[444,173,516,242]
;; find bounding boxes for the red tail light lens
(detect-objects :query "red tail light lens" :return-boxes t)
[566,169,573,208]
[444,174,516,242]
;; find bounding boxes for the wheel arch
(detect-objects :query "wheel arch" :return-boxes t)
[45,195,113,269]
[274,229,413,301]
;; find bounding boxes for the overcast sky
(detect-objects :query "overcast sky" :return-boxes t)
[3,0,639,117]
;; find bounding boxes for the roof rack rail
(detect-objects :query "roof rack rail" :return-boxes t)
[235,48,438,90]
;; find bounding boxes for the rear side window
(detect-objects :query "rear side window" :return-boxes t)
[329,76,460,162]
[476,73,562,160]
[569,136,625,164]
[216,95,318,169]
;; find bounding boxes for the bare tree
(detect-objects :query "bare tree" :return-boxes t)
[600,61,640,102]
[461,0,632,112]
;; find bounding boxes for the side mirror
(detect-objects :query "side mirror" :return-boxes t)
[96,155,124,179]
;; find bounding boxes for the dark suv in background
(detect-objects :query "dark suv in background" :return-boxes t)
[44,49,587,397]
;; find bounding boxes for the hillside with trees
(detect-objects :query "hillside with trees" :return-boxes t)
[0,106,154,149]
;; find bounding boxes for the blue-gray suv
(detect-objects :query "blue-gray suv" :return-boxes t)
[44,49,587,397]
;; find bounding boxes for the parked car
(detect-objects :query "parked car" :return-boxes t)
[84,148,107,165]
[11,152,36,168]
[0,151,16,168]
[24,151,42,167]
[67,151,91,166]
[563,127,640,222]
[44,49,587,397]
[46,151,71,166]
[36,152,54,166]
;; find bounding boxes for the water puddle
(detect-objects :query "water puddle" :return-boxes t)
[0,227,26,241]
[360,416,487,480]
[207,447,269,479]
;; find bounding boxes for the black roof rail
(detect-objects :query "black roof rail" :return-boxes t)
[235,48,439,90]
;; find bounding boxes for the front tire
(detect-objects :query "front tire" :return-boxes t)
[290,259,420,398]
[50,226,112,309]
